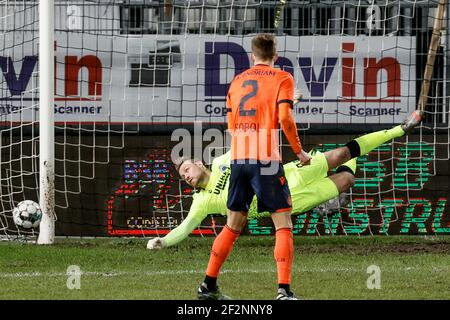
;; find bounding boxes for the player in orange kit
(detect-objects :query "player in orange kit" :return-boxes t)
[197,34,311,300]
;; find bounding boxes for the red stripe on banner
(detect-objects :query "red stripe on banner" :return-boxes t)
[108,229,215,236]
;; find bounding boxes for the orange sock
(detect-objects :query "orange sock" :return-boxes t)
[205,225,240,278]
[274,228,294,285]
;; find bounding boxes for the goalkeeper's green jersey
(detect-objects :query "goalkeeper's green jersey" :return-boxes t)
[185,150,338,223]
[162,150,339,247]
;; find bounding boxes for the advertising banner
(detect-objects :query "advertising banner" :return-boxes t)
[1,35,415,125]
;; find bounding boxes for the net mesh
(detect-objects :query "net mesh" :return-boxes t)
[0,0,448,240]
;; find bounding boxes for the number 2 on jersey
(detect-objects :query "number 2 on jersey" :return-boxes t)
[239,80,258,116]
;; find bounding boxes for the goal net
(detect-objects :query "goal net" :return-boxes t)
[292,0,450,236]
[0,0,448,241]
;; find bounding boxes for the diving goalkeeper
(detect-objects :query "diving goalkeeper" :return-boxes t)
[147,111,423,250]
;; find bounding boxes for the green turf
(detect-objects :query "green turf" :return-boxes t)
[0,236,449,300]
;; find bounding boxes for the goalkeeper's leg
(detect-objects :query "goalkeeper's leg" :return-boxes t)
[324,111,423,170]
[330,158,357,193]
[314,159,356,216]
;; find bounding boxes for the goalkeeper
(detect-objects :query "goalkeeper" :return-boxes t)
[147,110,423,250]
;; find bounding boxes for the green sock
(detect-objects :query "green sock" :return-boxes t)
[354,125,405,156]
[337,157,357,174]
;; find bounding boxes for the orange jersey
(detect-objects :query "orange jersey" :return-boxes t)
[227,64,302,161]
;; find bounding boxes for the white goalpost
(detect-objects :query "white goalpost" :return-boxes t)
[37,0,55,245]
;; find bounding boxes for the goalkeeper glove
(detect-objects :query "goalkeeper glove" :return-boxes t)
[147,237,165,250]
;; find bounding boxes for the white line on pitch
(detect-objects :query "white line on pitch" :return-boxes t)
[1,266,445,278]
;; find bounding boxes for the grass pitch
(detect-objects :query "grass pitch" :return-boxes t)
[0,236,449,300]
